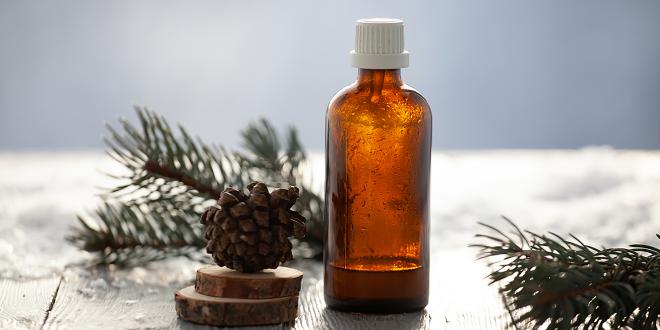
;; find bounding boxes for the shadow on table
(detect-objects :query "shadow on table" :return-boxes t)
[175,309,430,330]
[176,320,292,330]
[317,308,431,330]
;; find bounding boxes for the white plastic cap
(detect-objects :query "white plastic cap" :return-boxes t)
[350,18,409,69]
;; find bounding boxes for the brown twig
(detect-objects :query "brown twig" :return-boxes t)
[143,160,222,199]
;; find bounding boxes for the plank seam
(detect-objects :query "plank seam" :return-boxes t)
[40,275,63,330]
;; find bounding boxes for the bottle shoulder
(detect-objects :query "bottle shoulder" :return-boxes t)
[327,82,431,120]
[400,84,430,108]
[327,83,359,111]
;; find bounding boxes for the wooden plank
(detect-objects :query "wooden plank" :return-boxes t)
[0,276,61,329]
[43,269,178,330]
[296,250,511,330]
[297,280,432,330]
[426,250,512,330]
[41,264,319,330]
[42,251,511,330]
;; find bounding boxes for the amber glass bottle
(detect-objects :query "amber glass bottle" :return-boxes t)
[324,19,431,313]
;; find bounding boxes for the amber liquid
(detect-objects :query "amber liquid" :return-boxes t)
[324,69,432,313]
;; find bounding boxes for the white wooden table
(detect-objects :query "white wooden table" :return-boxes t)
[1,150,659,329]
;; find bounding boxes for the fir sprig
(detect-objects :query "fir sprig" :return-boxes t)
[67,107,324,265]
[473,217,660,329]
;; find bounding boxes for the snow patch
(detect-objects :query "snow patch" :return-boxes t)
[1,149,659,278]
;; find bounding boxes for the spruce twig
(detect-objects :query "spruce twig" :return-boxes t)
[473,217,660,329]
[67,107,324,265]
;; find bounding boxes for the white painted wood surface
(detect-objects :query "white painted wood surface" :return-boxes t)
[24,253,508,330]
[0,276,61,329]
[1,150,659,329]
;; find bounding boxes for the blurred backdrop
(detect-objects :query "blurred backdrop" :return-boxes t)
[1,0,659,150]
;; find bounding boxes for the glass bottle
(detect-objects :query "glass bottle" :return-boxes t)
[324,18,432,313]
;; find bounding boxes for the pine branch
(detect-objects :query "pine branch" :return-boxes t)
[472,217,660,330]
[68,107,324,265]
[67,200,208,266]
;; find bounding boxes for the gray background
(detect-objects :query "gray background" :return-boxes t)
[1,0,659,150]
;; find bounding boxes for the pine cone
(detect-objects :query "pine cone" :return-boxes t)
[200,181,307,273]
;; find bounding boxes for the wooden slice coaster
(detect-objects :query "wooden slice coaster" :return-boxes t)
[175,286,298,326]
[195,265,303,299]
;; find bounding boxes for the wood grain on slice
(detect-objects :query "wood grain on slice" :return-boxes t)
[175,286,298,326]
[195,265,303,299]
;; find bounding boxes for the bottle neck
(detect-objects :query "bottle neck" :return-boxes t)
[357,69,403,88]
